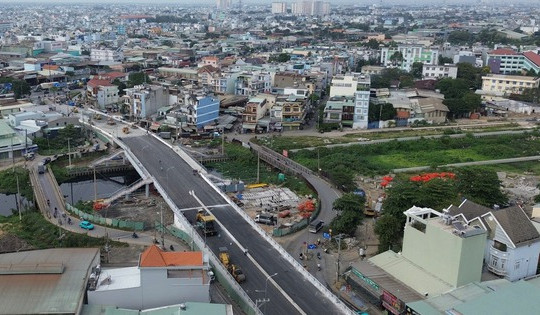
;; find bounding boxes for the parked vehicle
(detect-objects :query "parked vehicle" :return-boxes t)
[79,220,94,230]
[196,209,217,236]
[158,131,171,139]
[219,247,246,283]
[254,213,276,225]
[37,163,46,174]
[308,220,325,233]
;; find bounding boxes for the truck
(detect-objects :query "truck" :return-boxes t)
[219,247,246,283]
[37,163,46,174]
[196,209,217,236]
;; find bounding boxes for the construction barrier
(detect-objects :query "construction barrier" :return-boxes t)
[65,203,145,231]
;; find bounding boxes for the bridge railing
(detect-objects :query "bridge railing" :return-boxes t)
[200,173,355,315]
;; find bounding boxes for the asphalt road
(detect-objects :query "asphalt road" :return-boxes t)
[122,136,344,315]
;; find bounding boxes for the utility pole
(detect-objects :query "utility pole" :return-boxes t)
[16,174,21,221]
[93,167,97,204]
[67,138,71,167]
[160,203,165,249]
[256,150,260,183]
[221,129,225,155]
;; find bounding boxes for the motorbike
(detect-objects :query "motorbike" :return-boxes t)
[317,263,321,271]
[317,252,321,260]
[132,232,138,238]
[169,245,174,251]
[299,253,304,260]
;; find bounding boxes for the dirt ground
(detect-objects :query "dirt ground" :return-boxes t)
[103,191,175,232]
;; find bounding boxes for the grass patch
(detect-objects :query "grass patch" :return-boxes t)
[207,143,314,197]
[0,211,126,249]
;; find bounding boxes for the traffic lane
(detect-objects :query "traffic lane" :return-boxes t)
[123,136,226,207]
[184,209,298,315]
[212,205,342,315]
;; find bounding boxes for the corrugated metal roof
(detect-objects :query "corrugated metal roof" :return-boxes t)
[0,248,100,315]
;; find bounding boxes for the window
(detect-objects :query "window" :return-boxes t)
[501,259,506,270]
[515,260,521,270]
[491,255,498,267]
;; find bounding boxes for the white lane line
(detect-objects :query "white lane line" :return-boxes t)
[189,192,306,315]
[178,204,230,212]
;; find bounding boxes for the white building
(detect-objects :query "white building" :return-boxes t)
[292,0,330,16]
[123,85,170,119]
[449,200,540,282]
[272,2,287,14]
[329,73,370,129]
[90,49,124,62]
[422,64,458,80]
[380,45,439,72]
[88,245,211,310]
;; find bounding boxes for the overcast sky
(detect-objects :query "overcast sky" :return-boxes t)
[0,0,538,4]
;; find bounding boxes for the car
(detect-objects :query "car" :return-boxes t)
[42,157,52,165]
[79,220,94,230]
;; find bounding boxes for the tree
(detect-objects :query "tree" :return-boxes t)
[411,62,423,79]
[128,72,150,87]
[389,51,404,66]
[365,39,381,50]
[438,55,453,65]
[270,53,291,63]
[0,77,31,99]
[436,78,470,99]
[455,168,507,207]
[161,40,174,47]
[374,215,403,252]
[332,193,365,213]
[329,193,365,236]
[112,78,127,96]
[368,103,396,122]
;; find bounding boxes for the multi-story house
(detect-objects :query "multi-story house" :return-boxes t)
[323,96,355,127]
[184,95,220,129]
[329,73,370,129]
[242,97,268,132]
[90,48,123,62]
[122,85,169,119]
[198,66,221,90]
[234,72,271,96]
[280,97,306,130]
[481,74,540,99]
[422,64,458,80]
[448,200,540,282]
[380,45,439,72]
[86,79,119,110]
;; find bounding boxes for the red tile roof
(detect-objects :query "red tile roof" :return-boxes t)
[489,48,519,55]
[87,79,113,88]
[139,245,203,267]
[524,51,540,67]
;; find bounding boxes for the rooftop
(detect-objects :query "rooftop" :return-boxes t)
[139,245,203,268]
[524,51,540,67]
[489,48,519,55]
[370,250,454,297]
[82,302,232,315]
[93,266,140,292]
[0,248,100,315]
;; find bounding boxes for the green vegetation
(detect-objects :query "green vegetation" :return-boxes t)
[49,151,109,184]
[33,124,87,155]
[329,193,365,236]
[374,168,507,252]
[368,103,397,122]
[370,68,415,89]
[436,77,482,118]
[269,53,291,63]
[291,131,540,191]
[0,167,33,200]
[207,143,313,197]
[0,211,124,249]
[127,72,151,87]
[0,77,31,99]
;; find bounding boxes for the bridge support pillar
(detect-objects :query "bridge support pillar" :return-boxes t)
[145,183,150,198]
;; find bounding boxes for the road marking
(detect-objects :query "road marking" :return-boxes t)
[178,204,230,212]
[190,192,307,315]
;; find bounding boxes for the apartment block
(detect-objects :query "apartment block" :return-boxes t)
[481,74,540,96]
[329,73,370,129]
[380,45,439,72]
[271,2,287,14]
[422,64,458,79]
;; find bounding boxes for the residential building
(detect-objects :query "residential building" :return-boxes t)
[198,56,219,68]
[158,67,199,83]
[84,302,234,315]
[0,119,34,159]
[216,0,232,10]
[271,2,287,14]
[123,85,170,119]
[234,72,271,96]
[87,79,119,109]
[279,95,307,130]
[481,74,540,97]
[329,73,371,129]
[361,65,385,76]
[486,48,540,74]
[380,45,439,72]
[422,64,458,80]
[198,66,221,89]
[88,245,211,310]
[184,95,220,128]
[364,206,487,314]
[242,97,268,132]
[411,97,449,124]
[448,200,540,282]
[90,48,124,62]
[292,0,330,16]
[323,96,355,127]
[0,248,100,315]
